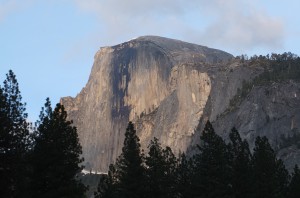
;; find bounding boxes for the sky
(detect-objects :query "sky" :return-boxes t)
[1,0,300,122]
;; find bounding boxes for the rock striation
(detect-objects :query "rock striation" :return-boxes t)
[212,81,300,170]
[61,36,300,171]
[61,36,233,171]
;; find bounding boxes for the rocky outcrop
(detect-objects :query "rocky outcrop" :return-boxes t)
[61,36,300,171]
[212,81,300,170]
[61,36,233,171]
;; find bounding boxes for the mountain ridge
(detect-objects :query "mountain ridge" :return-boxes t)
[61,36,300,171]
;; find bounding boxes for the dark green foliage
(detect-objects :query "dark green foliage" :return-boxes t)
[252,136,289,198]
[94,175,111,198]
[94,125,180,198]
[31,98,87,198]
[288,165,300,198]
[193,120,233,198]
[276,159,290,197]
[228,79,253,111]
[252,136,277,198]
[2,59,300,198]
[113,122,146,198]
[94,165,118,198]
[176,153,194,198]
[94,120,298,198]
[78,173,102,198]
[228,127,253,198]
[0,70,30,198]
[145,137,178,198]
[227,53,300,113]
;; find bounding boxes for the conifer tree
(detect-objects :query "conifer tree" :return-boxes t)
[193,120,233,198]
[252,136,289,198]
[31,98,86,198]
[228,127,253,198]
[0,70,30,198]
[288,165,300,198]
[113,122,146,198]
[275,159,289,198]
[94,164,118,198]
[145,137,178,198]
[177,153,193,198]
[161,146,178,197]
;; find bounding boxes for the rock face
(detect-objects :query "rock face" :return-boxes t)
[61,36,233,171]
[212,81,300,170]
[61,36,300,171]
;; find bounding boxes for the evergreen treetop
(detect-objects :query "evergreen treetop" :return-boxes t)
[193,120,233,198]
[228,127,253,198]
[31,98,86,198]
[252,136,289,198]
[114,121,146,198]
[145,137,178,198]
[0,70,30,198]
[288,165,300,198]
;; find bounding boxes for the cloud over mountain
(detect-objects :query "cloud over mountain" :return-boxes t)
[73,0,284,53]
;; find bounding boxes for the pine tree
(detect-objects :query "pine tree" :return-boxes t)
[0,70,30,198]
[252,136,276,198]
[193,120,233,198]
[228,127,253,198]
[113,121,146,198]
[288,165,300,198]
[94,164,118,198]
[252,136,289,198]
[275,159,289,198]
[161,146,178,197]
[31,98,87,198]
[145,137,178,198]
[177,153,193,198]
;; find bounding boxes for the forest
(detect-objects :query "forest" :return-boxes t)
[1,53,300,198]
[94,121,300,198]
[227,52,300,113]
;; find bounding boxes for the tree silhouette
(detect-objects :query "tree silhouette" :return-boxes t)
[228,127,253,198]
[94,164,118,198]
[193,120,233,198]
[113,121,146,198]
[288,165,300,198]
[31,98,86,198]
[145,137,178,198]
[0,70,30,198]
[176,153,193,198]
[252,136,289,198]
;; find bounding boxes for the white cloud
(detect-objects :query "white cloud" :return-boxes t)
[197,0,284,53]
[73,0,192,45]
[72,0,284,54]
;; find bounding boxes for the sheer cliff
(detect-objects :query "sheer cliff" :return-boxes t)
[61,36,300,171]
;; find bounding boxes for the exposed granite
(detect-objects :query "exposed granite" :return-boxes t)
[61,36,233,171]
[61,36,300,172]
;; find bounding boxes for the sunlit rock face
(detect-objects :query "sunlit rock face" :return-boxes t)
[61,36,300,172]
[61,36,233,171]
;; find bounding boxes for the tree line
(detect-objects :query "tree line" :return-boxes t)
[227,52,300,114]
[1,70,300,198]
[0,70,86,197]
[95,121,300,198]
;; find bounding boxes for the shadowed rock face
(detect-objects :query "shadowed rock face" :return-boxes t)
[212,81,300,171]
[61,36,300,171]
[60,36,233,171]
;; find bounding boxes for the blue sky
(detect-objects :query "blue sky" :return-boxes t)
[1,0,300,122]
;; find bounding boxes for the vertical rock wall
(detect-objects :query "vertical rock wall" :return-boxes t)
[61,36,233,171]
